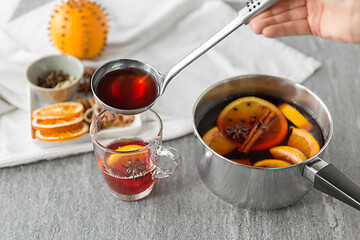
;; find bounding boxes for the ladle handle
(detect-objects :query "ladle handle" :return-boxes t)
[304,158,360,211]
[161,0,278,94]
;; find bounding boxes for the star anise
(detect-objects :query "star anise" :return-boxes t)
[225,124,250,142]
[122,159,146,176]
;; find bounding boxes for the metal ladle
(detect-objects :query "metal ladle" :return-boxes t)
[91,0,277,115]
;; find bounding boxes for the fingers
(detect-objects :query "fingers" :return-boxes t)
[261,20,312,38]
[258,0,306,17]
[249,4,311,37]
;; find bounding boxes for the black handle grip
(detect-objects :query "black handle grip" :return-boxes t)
[314,164,360,211]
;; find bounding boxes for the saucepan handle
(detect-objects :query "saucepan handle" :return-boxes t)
[303,158,360,211]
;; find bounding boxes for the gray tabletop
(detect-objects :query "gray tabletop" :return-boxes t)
[2,1,360,240]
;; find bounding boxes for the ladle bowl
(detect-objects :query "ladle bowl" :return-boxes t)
[91,59,162,115]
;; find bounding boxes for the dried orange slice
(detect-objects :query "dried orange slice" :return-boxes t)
[32,114,84,132]
[288,128,320,158]
[269,146,307,164]
[107,144,148,169]
[278,103,314,132]
[202,127,237,156]
[35,122,88,142]
[217,96,288,151]
[253,159,292,168]
[32,102,84,119]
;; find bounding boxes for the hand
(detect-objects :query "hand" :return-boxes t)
[249,0,360,43]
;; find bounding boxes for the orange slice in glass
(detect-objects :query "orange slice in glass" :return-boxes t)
[107,144,148,169]
[278,103,314,131]
[32,102,84,119]
[35,122,88,142]
[31,114,84,132]
[288,128,320,158]
[202,127,237,156]
[217,96,288,151]
[253,159,292,168]
[269,146,307,164]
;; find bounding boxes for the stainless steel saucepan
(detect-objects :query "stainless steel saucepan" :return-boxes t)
[192,75,360,210]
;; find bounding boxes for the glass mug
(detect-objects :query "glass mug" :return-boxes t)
[90,109,182,201]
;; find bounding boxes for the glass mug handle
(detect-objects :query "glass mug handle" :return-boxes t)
[153,146,182,179]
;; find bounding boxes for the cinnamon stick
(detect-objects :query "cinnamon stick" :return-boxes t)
[239,109,277,154]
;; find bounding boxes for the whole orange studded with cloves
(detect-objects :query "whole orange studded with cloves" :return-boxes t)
[49,0,109,59]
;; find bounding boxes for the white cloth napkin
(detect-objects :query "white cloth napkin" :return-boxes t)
[0,0,321,168]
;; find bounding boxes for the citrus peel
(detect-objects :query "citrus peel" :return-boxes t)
[288,128,320,158]
[107,145,148,169]
[35,122,88,142]
[231,159,252,166]
[49,0,109,59]
[31,102,84,119]
[278,103,314,132]
[31,102,88,142]
[202,127,237,156]
[253,159,292,168]
[217,96,288,151]
[32,114,84,132]
[270,145,307,164]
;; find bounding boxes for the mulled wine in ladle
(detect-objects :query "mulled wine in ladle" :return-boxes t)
[91,0,277,115]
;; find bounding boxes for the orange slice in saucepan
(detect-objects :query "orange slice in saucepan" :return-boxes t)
[231,159,252,166]
[107,144,148,169]
[269,146,307,164]
[31,114,84,132]
[32,102,84,119]
[35,122,88,142]
[217,96,288,152]
[253,159,292,168]
[202,127,237,156]
[278,103,314,132]
[288,128,320,158]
